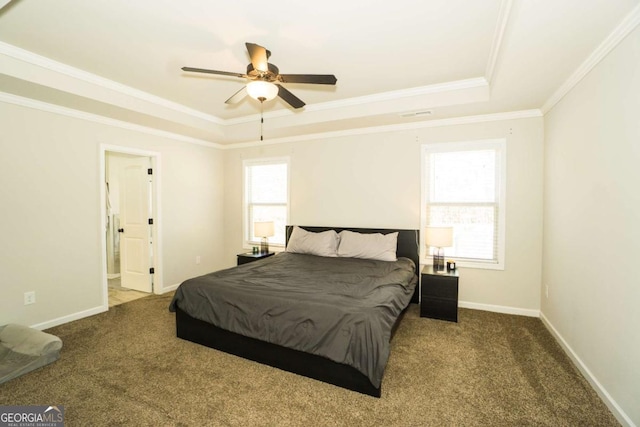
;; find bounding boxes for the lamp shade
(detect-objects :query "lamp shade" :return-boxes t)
[425,226,453,248]
[246,81,279,102]
[254,221,275,238]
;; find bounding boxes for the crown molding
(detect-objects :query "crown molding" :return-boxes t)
[0,41,225,125]
[485,0,513,86]
[541,3,640,114]
[1,41,495,130]
[2,86,540,150]
[224,77,489,126]
[225,109,542,149]
[0,91,223,148]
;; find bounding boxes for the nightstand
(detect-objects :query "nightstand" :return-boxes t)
[237,252,275,265]
[420,265,459,322]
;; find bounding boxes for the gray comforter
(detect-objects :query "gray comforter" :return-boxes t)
[169,252,416,388]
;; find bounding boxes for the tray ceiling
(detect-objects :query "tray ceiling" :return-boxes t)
[0,0,638,145]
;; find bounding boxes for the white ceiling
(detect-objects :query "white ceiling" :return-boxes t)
[0,0,638,145]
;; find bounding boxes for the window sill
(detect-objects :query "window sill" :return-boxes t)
[244,243,285,252]
[420,258,504,271]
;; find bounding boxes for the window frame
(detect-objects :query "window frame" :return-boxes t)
[420,139,506,270]
[242,156,290,249]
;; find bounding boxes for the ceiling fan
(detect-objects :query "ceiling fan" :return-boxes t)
[182,42,337,109]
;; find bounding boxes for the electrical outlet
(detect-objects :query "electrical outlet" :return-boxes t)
[195,256,201,265]
[24,291,36,305]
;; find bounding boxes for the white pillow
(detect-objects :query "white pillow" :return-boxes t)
[285,227,339,257]
[337,230,398,262]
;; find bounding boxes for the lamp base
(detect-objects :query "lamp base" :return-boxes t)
[260,237,269,254]
[432,248,445,271]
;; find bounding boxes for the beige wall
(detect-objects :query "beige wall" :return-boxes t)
[224,117,544,314]
[542,27,640,425]
[0,102,225,328]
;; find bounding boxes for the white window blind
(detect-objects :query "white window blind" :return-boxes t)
[422,140,506,269]
[243,158,289,247]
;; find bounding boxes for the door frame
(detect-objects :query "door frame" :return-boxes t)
[99,144,163,310]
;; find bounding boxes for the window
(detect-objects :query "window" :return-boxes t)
[421,140,506,269]
[243,157,289,248]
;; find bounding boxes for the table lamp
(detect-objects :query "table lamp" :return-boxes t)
[425,226,453,271]
[254,221,275,254]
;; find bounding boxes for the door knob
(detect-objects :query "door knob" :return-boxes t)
[118,228,124,233]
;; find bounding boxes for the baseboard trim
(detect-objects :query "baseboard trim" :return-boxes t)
[30,305,107,331]
[30,284,178,331]
[540,312,635,427]
[459,300,539,317]
[158,283,180,294]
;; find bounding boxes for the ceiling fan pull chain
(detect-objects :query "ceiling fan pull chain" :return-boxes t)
[260,99,264,142]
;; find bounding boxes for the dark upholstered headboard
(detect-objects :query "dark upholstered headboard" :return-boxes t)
[285,225,420,303]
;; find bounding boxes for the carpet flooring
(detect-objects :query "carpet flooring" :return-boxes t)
[0,293,619,426]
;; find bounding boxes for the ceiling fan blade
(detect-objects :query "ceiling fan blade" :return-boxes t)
[245,42,270,72]
[278,74,337,85]
[225,86,248,104]
[276,84,305,109]
[182,67,245,78]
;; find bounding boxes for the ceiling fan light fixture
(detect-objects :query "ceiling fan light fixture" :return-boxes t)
[246,81,279,102]
[182,42,336,109]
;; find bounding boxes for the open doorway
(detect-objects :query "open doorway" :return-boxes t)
[100,145,162,310]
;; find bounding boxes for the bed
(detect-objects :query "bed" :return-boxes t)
[169,226,420,397]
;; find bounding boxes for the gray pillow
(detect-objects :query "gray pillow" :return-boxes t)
[285,227,339,257]
[338,230,398,261]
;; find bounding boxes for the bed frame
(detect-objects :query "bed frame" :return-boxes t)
[175,226,420,397]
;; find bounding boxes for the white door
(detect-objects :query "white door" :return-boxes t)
[119,156,153,293]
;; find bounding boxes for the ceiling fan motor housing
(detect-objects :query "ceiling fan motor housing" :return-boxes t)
[246,63,280,81]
